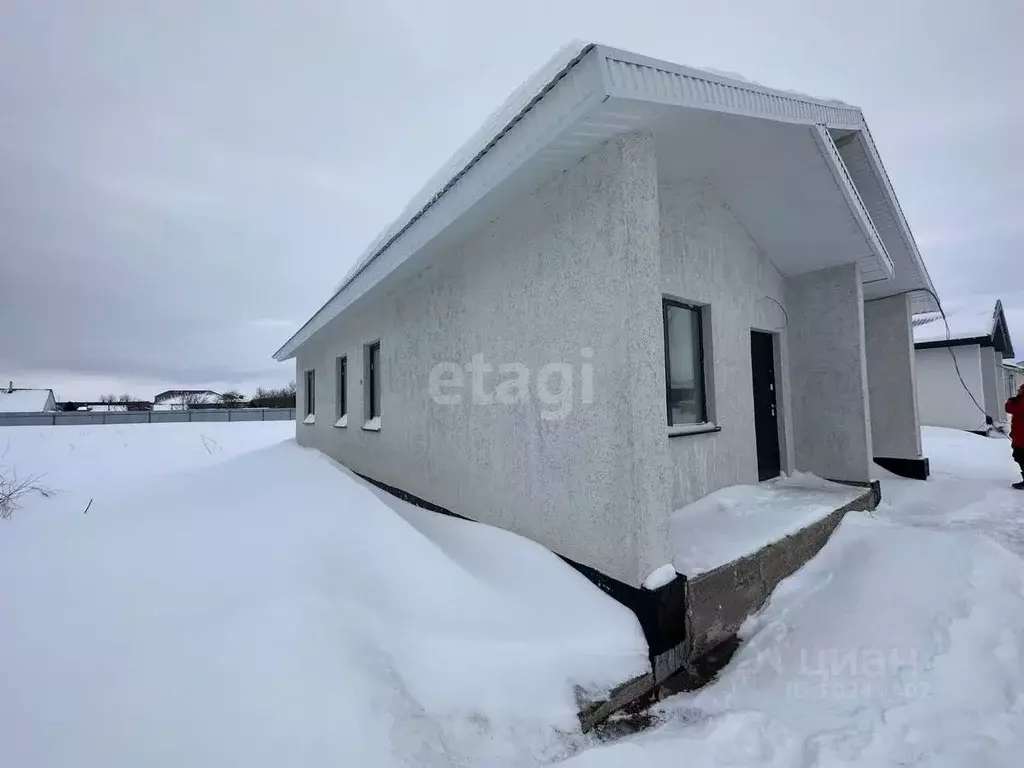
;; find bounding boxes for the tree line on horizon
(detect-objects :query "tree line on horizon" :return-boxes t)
[58,382,297,411]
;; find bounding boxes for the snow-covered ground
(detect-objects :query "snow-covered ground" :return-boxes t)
[1,424,1023,766]
[0,423,646,767]
[568,427,1024,767]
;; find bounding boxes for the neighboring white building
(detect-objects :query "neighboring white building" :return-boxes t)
[273,44,938,685]
[1003,360,1024,399]
[913,300,1016,432]
[0,386,57,413]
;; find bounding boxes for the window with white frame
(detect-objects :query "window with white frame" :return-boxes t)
[364,341,381,427]
[335,355,347,425]
[663,299,707,426]
[304,368,315,419]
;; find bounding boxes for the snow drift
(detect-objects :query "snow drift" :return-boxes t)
[0,426,647,767]
[2,423,1023,767]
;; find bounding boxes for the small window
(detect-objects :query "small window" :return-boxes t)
[336,356,347,423]
[304,369,315,417]
[364,341,381,425]
[663,299,707,426]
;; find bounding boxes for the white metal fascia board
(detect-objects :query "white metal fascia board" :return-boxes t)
[995,300,1015,359]
[275,43,910,360]
[274,45,605,361]
[811,125,894,280]
[593,46,866,129]
[855,125,939,309]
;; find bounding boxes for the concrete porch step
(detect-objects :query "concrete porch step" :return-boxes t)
[579,481,878,731]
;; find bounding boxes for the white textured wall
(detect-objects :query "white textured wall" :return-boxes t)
[658,179,794,510]
[1006,366,1024,399]
[864,293,923,459]
[786,263,873,482]
[914,345,987,431]
[980,346,1001,422]
[993,353,1008,417]
[296,132,670,587]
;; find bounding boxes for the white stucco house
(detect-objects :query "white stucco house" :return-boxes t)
[913,299,1016,432]
[275,44,938,692]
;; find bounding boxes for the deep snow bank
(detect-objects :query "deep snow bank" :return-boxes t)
[0,431,647,767]
[5,423,1023,767]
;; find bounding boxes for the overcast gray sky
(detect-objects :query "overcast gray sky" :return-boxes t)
[1,0,1021,400]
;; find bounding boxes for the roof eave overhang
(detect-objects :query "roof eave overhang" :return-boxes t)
[851,126,939,313]
[274,44,931,360]
[993,300,1015,359]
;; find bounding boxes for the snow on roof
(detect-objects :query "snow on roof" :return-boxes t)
[697,66,851,107]
[274,42,931,361]
[913,297,1015,358]
[0,389,54,413]
[153,389,221,402]
[331,41,593,298]
[914,295,1011,343]
[913,306,996,344]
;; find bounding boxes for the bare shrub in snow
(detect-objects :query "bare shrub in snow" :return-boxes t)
[0,446,54,520]
[180,392,210,409]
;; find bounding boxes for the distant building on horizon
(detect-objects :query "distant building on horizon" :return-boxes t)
[153,389,222,410]
[0,383,58,413]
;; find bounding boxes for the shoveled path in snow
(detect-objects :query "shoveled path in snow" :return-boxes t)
[880,427,1024,557]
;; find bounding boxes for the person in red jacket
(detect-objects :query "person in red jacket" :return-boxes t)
[1007,383,1024,489]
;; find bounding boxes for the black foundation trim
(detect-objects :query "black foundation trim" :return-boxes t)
[556,557,688,660]
[914,336,992,351]
[354,472,470,520]
[352,469,687,663]
[874,456,930,480]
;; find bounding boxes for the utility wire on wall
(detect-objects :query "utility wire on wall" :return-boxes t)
[764,295,788,330]
[865,287,992,429]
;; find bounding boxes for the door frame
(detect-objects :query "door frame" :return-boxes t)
[749,328,790,480]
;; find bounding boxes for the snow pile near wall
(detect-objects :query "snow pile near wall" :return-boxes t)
[568,426,1024,768]
[671,473,862,576]
[4,423,1023,767]
[0,425,647,767]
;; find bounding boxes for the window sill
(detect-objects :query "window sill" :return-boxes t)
[302,414,316,425]
[668,422,720,438]
[362,417,381,432]
[334,415,348,428]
